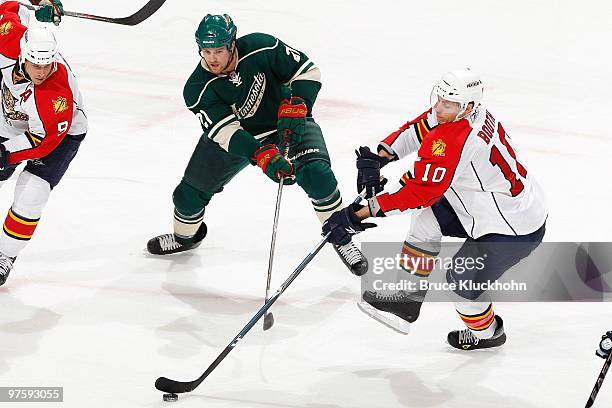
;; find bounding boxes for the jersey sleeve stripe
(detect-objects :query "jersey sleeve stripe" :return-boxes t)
[287,60,320,84]
[209,116,243,151]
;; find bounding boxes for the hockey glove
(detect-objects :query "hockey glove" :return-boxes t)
[356,146,390,199]
[322,204,377,246]
[0,145,7,169]
[277,96,307,151]
[35,0,64,25]
[253,144,294,184]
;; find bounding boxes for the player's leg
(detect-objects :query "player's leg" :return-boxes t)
[147,136,249,255]
[292,119,367,275]
[446,223,545,349]
[359,206,442,333]
[0,134,84,286]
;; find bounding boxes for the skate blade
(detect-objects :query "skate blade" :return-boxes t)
[357,301,411,335]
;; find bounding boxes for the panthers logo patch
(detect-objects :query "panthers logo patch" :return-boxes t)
[0,21,13,36]
[431,139,446,157]
[52,96,68,114]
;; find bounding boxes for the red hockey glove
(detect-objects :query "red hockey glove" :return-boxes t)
[253,144,294,183]
[277,96,307,152]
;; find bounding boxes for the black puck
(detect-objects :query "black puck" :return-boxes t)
[163,393,178,402]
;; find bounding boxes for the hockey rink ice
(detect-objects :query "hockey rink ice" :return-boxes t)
[1,0,611,406]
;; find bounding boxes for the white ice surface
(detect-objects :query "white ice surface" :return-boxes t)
[1,0,612,407]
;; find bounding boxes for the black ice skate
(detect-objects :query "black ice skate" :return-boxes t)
[447,315,506,350]
[357,289,426,334]
[0,253,15,287]
[333,241,368,276]
[147,223,207,255]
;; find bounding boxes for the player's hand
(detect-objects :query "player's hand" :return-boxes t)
[322,204,376,245]
[35,0,64,25]
[253,144,294,184]
[356,146,389,198]
[277,96,307,152]
[0,144,9,169]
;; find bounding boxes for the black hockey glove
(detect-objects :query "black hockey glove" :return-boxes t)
[356,146,389,199]
[0,144,8,169]
[322,204,376,246]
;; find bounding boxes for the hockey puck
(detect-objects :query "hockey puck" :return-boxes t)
[163,393,178,402]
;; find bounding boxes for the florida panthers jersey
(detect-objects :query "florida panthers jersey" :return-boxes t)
[0,2,87,165]
[374,106,547,238]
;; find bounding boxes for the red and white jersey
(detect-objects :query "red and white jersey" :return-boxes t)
[374,106,547,238]
[0,1,87,165]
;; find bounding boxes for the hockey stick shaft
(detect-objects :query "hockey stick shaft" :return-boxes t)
[263,146,290,329]
[155,192,365,394]
[19,0,167,25]
[156,233,329,394]
[586,350,612,407]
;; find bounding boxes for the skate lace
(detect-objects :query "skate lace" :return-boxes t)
[376,291,405,301]
[337,242,363,265]
[0,255,14,276]
[158,234,181,251]
[458,329,479,346]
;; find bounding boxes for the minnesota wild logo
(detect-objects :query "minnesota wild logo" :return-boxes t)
[0,21,13,36]
[52,96,68,114]
[431,139,446,157]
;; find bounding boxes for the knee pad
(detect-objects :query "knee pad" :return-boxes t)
[172,181,212,217]
[13,171,51,218]
[295,160,337,200]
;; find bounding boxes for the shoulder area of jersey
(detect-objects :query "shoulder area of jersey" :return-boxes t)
[237,32,279,55]
[0,10,27,55]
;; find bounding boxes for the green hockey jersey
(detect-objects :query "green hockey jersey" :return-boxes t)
[183,33,322,158]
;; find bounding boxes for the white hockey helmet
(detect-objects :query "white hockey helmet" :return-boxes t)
[19,26,59,65]
[431,68,484,113]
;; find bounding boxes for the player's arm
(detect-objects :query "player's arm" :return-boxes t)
[266,35,321,114]
[184,79,292,182]
[0,1,32,24]
[378,109,435,161]
[1,91,73,165]
[184,79,260,158]
[365,126,474,217]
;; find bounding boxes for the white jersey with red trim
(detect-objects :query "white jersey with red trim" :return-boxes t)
[374,105,547,238]
[0,1,87,165]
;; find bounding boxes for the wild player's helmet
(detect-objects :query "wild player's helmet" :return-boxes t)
[431,68,484,113]
[19,26,59,65]
[195,14,237,50]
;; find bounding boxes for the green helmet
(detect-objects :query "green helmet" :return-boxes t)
[195,14,237,49]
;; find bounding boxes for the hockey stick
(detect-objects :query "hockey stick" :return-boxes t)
[155,192,365,398]
[586,344,612,407]
[19,0,167,26]
[263,145,291,331]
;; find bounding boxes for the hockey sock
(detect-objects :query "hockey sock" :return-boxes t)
[454,301,497,339]
[173,208,204,245]
[294,160,343,223]
[0,172,50,257]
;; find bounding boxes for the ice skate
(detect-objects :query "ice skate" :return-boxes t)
[447,315,506,350]
[147,223,207,255]
[333,241,368,276]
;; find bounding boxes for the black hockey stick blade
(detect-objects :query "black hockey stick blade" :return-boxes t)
[22,0,167,25]
[64,0,167,25]
[263,312,274,331]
